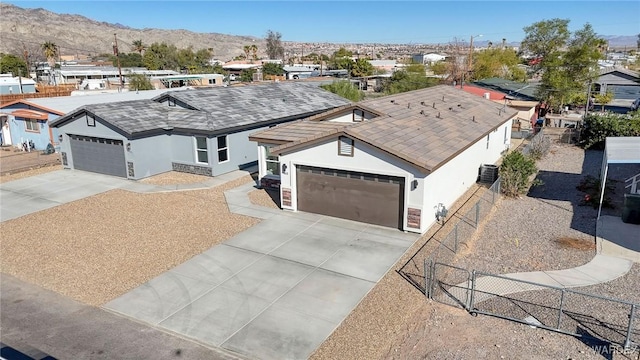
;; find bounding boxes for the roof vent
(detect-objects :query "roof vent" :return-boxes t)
[420,101,425,106]
[449,107,453,111]
[437,112,441,118]
[472,116,476,122]
[420,110,424,115]
[442,95,445,101]
[432,102,436,108]
[407,103,411,109]
[390,99,395,104]
[457,104,462,107]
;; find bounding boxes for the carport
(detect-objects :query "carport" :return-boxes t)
[597,136,640,260]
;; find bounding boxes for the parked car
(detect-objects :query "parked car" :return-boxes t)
[631,98,640,111]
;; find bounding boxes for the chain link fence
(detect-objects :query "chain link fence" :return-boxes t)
[398,176,501,294]
[468,271,639,351]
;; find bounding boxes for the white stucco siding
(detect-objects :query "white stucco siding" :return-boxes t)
[422,118,511,229]
[327,109,377,123]
[279,136,426,232]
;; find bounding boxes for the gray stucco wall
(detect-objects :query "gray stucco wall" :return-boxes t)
[128,135,173,179]
[56,113,128,173]
[211,128,258,176]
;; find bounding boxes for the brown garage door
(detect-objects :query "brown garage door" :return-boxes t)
[296,165,404,228]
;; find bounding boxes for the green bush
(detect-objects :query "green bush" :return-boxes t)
[127,73,154,91]
[580,112,640,149]
[500,151,538,197]
[320,80,364,102]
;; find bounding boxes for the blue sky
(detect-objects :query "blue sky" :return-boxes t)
[5,1,640,44]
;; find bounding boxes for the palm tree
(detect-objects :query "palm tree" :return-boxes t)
[41,41,58,85]
[250,44,258,62]
[131,40,145,55]
[243,45,251,62]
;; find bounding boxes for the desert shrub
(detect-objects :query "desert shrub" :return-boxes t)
[500,151,537,197]
[580,112,640,149]
[527,132,551,160]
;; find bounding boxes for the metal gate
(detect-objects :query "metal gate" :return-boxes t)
[426,260,472,309]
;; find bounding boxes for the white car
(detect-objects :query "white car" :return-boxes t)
[631,98,640,111]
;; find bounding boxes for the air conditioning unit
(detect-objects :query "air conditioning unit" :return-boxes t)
[479,164,499,184]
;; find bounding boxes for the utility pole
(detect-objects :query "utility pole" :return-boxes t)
[113,33,124,89]
[584,80,593,118]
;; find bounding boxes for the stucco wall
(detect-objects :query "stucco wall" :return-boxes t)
[279,137,426,232]
[56,113,128,172]
[127,135,172,179]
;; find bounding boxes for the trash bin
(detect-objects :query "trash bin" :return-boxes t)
[621,193,640,225]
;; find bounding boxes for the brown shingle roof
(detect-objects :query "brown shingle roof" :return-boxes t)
[254,85,518,172]
[249,120,349,145]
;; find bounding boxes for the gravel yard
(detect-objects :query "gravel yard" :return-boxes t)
[312,143,640,360]
[247,188,279,209]
[0,175,259,306]
[0,164,62,184]
[0,148,60,177]
[138,171,213,186]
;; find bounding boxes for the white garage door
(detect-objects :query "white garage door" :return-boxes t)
[69,134,127,178]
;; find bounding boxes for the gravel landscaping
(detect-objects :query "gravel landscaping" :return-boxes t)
[247,188,279,209]
[139,171,213,186]
[0,164,62,184]
[0,175,259,306]
[312,143,640,360]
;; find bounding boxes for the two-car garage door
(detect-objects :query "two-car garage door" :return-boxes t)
[69,134,127,178]
[296,165,405,229]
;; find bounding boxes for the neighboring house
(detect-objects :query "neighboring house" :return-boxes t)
[594,67,640,100]
[250,85,517,233]
[0,100,64,149]
[461,84,538,132]
[413,53,447,65]
[472,78,540,101]
[283,66,315,80]
[369,60,403,73]
[50,83,351,179]
[0,89,184,150]
[0,74,36,95]
[50,66,179,86]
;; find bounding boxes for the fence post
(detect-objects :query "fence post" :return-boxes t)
[454,224,458,253]
[624,304,636,350]
[557,289,565,329]
[475,202,480,228]
[424,259,430,299]
[469,270,476,311]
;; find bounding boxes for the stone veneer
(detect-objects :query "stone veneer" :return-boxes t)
[407,208,421,229]
[281,188,292,207]
[127,162,134,177]
[172,162,213,177]
[61,152,68,166]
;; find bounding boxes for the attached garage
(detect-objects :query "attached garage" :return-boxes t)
[296,165,405,228]
[69,134,127,177]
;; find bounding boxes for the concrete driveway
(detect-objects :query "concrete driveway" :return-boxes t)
[105,213,419,360]
[0,170,130,222]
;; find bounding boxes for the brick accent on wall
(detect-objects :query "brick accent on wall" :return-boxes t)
[407,208,421,229]
[127,162,134,177]
[61,152,68,166]
[282,188,292,207]
[260,177,281,189]
[172,162,213,177]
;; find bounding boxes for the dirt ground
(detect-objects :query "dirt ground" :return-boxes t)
[0,147,61,176]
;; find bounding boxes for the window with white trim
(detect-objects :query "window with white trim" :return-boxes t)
[338,136,354,156]
[504,126,508,143]
[486,134,490,149]
[217,135,229,163]
[195,136,208,164]
[265,146,279,175]
[25,118,39,132]
[353,109,365,122]
[86,114,96,127]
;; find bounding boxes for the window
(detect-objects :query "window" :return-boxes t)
[504,127,508,143]
[168,97,176,107]
[353,109,365,122]
[195,137,208,164]
[265,146,280,176]
[486,134,490,149]
[338,136,354,156]
[86,114,96,127]
[217,135,229,163]
[25,118,39,132]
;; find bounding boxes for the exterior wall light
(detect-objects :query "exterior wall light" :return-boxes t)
[126,142,131,151]
[412,179,418,190]
[58,134,63,142]
[281,163,288,174]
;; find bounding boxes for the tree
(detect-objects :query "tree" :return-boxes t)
[41,41,58,84]
[127,73,154,90]
[0,53,28,77]
[382,63,438,94]
[521,19,604,110]
[320,80,364,102]
[131,40,145,55]
[429,61,450,76]
[580,112,640,149]
[265,30,284,60]
[110,52,144,67]
[351,58,373,77]
[243,45,251,61]
[594,90,614,112]
[262,62,284,76]
[499,151,538,197]
[471,48,526,81]
[329,47,353,70]
[142,42,179,70]
[250,44,258,61]
[240,68,256,82]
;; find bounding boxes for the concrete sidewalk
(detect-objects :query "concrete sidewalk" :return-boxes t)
[468,254,634,304]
